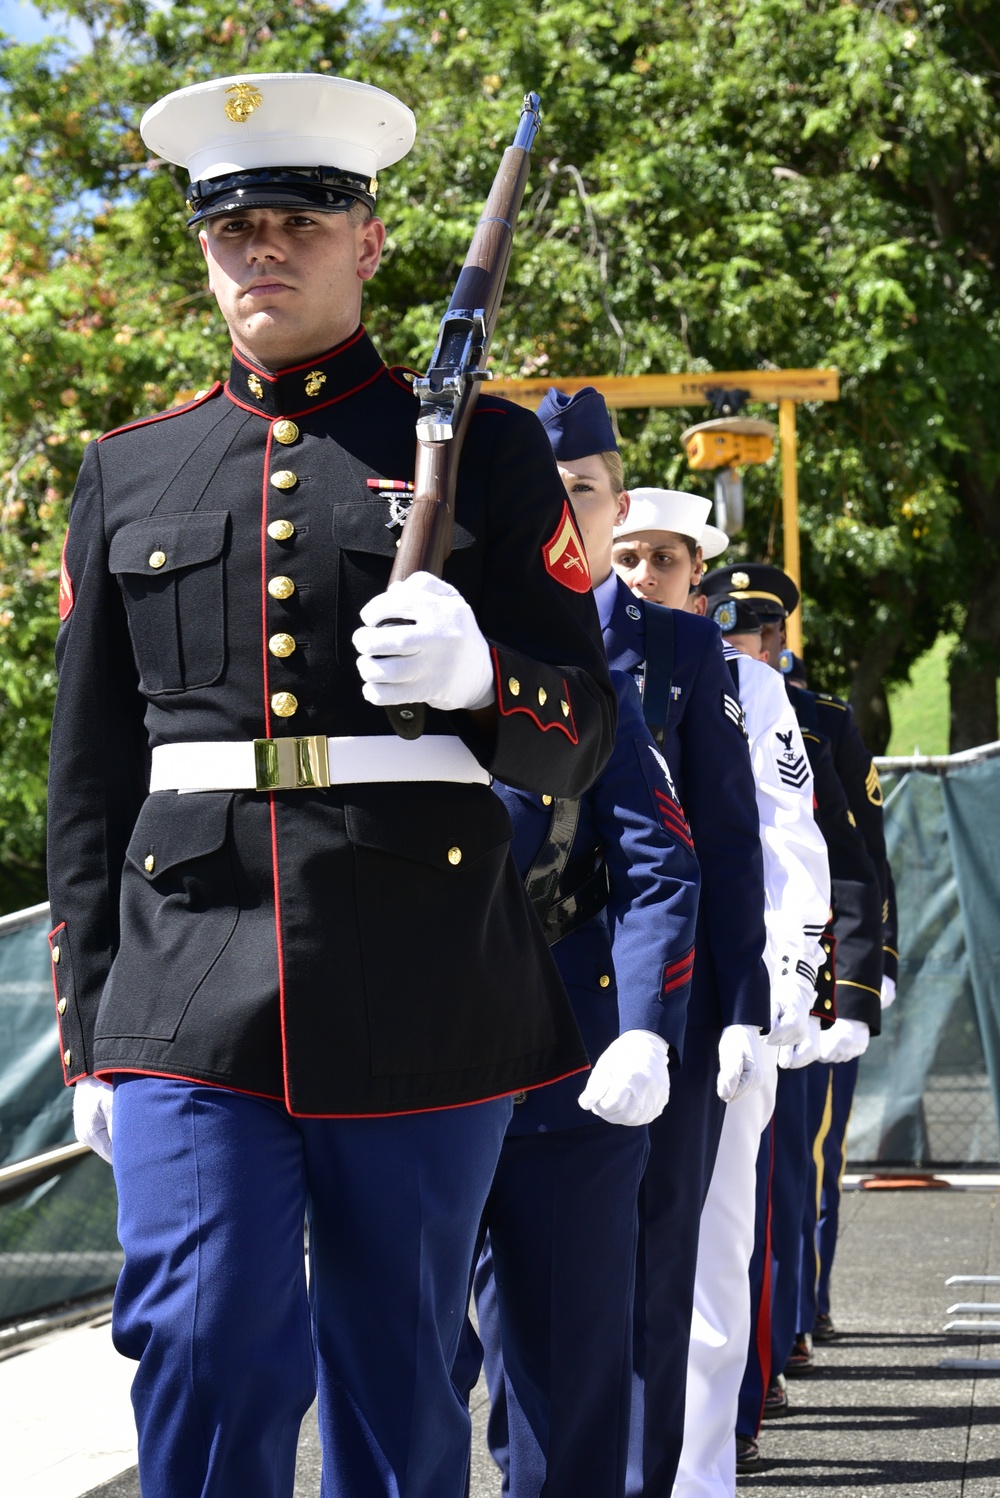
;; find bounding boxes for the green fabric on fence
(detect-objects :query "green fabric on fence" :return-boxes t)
[942,759,1000,1154]
[847,765,999,1166]
[0,908,73,1169]
[0,908,121,1323]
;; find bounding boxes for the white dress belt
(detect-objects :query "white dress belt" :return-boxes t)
[149,734,492,793]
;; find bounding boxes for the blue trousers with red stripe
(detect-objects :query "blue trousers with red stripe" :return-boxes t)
[111,1076,512,1498]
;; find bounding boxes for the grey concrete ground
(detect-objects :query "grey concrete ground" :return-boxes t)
[742,1184,1000,1496]
[81,1186,1000,1497]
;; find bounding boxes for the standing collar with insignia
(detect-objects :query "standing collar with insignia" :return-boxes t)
[225,324,386,419]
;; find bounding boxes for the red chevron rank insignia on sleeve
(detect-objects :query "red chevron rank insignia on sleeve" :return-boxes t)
[58,532,74,621]
[542,501,591,593]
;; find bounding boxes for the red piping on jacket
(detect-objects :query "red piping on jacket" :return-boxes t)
[230,325,365,382]
[491,649,580,745]
[97,384,222,442]
[93,1063,590,1119]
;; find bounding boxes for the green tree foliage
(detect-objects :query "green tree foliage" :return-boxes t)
[0,0,997,911]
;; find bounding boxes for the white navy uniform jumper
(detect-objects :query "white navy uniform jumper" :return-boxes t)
[675,647,830,1498]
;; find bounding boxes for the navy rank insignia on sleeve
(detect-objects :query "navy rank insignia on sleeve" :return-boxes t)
[722,691,748,740]
[774,728,809,788]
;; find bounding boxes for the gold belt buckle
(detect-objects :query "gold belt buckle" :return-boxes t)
[253,735,331,791]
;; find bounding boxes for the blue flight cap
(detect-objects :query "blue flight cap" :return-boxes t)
[537,386,618,462]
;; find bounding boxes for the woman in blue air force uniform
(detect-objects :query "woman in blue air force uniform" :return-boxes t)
[534,387,771,1498]
[457,547,701,1496]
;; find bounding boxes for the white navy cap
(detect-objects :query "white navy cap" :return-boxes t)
[615,488,729,559]
[140,72,416,224]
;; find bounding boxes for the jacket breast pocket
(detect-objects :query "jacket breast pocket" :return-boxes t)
[109,511,229,693]
[97,792,238,1042]
[330,502,477,670]
[344,782,537,1077]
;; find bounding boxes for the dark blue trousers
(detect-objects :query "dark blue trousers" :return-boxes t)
[627,1024,726,1498]
[736,1118,774,1440]
[737,1065,810,1435]
[799,1058,859,1327]
[111,1076,512,1498]
[466,1121,649,1498]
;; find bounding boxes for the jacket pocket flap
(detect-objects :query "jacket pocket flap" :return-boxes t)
[345,783,510,871]
[125,792,232,877]
[332,501,474,558]
[109,511,229,576]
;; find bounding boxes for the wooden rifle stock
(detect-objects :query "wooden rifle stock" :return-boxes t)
[384,93,541,740]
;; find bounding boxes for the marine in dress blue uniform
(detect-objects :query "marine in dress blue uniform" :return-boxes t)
[462,669,701,1498]
[47,76,616,1498]
[536,391,771,1498]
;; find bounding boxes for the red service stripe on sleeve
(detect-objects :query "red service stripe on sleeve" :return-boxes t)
[663,949,696,980]
[655,794,692,831]
[663,966,695,995]
[658,808,694,849]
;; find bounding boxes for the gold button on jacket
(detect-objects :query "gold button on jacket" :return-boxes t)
[271,691,299,718]
[268,576,295,600]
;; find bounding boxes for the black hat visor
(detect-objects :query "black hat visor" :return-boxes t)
[187,166,376,226]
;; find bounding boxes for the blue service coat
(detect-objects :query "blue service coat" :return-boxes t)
[495,670,702,1134]
[602,579,769,1034]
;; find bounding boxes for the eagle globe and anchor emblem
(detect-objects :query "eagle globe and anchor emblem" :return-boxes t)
[224,83,264,124]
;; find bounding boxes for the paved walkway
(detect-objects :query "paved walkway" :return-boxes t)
[742,1183,1000,1495]
[2,1185,999,1496]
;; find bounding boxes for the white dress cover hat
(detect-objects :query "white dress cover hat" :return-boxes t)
[140,72,416,223]
[615,488,729,559]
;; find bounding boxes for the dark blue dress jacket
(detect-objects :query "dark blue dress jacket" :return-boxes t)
[602,579,770,1034]
[495,671,701,1134]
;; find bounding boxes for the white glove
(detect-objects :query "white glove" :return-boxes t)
[717,1024,764,1103]
[766,974,812,1049]
[578,1030,672,1126]
[779,1015,822,1070]
[73,1077,114,1165]
[818,1016,870,1064]
[881,975,897,1010]
[353,572,494,712]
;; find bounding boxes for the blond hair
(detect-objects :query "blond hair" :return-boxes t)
[599,449,624,494]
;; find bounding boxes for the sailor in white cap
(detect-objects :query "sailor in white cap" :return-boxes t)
[50,73,615,1498]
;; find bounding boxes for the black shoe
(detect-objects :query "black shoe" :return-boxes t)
[736,1433,760,1472]
[761,1373,789,1418]
[784,1331,814,1374]
[813,1311,837,1343]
